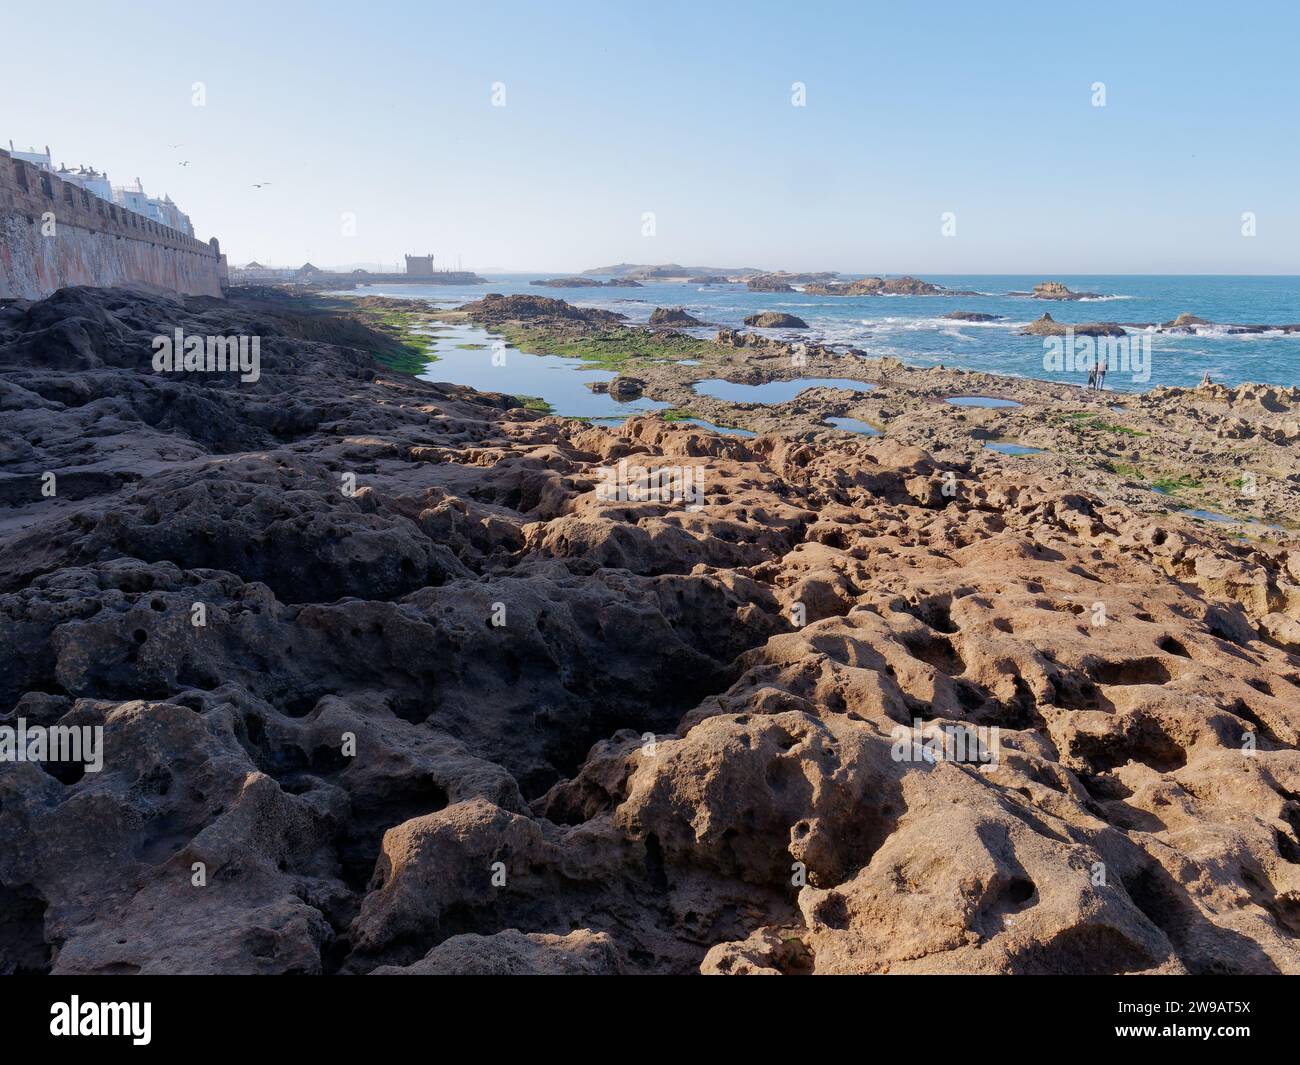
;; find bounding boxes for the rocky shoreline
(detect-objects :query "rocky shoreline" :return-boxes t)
[442,294,1300,533]
[579,267,1128,302]
[530,277,644,289]
[3,286,1300,975]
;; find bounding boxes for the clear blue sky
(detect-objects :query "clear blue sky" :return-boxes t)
[4,0,1297,273]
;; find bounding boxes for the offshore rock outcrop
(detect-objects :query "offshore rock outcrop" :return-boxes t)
[530,278,643,288]
[1019,313,1126,337]
[744,312,809,329]
[3,287,1300,975]
[454,292,626,326]
[1029,280,1103,301]
[1119,313,1300,336]
[804,276,949,296]
[649,307,704,327]
[746,276,796,293]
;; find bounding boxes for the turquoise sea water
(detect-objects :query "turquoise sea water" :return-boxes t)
[352,274,1300,393]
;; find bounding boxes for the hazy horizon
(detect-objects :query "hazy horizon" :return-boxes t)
[5,0,1298,275]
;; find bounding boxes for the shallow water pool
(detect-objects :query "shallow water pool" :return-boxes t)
[825,416,880,436]
[693,377,876,404]
[416,323,672,418]
[984,441,1043,455]
[945,395,1023,409]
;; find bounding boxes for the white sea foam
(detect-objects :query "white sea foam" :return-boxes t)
[851,315,1028,334]
[1192,325,1291,340]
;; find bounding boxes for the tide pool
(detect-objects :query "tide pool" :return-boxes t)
[416,323,671,418]
[824,416,880,436]
[693,377,875,404]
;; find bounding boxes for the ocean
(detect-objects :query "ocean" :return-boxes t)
[345,274,1300,393]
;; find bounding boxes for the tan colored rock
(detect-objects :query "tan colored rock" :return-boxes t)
[351,799,551,956]
[373,929,625,975]
[4,285,1300,977]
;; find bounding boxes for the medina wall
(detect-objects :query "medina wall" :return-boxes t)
[0,149,226,300]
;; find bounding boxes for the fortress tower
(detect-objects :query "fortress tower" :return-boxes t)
[404,253,434,276]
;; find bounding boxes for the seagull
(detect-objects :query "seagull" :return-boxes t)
[178,161,190,167]
[169,143,184,148]
[251,182,272,189]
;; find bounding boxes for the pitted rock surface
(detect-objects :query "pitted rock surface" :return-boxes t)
[2,287,1299,974]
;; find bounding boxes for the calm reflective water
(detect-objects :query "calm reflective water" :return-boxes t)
[683,418,756,437]
[984,442,1043,455]
[825,416,880,436]
[587,415,755,437]
[415,323,671,418]
[693,377,876,404]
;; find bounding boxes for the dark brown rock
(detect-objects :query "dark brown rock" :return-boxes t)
[1019,313,1126,337]
[1031,280,1103,300]
[4,285,1300,978]
[457,293,625,325]
[744,312,809,329]
[649,307,703,327]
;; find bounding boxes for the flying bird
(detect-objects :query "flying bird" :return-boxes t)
[252,182,272,189]
[178,161,190,167]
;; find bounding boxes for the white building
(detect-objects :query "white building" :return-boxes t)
[228,261,297,284]
[56,165,113,203]
[7,142,52,171]
[112,178,151,216]
[8,138,197,238]
[147,194,193,237]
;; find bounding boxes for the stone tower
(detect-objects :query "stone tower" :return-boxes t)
[404,254,434,276]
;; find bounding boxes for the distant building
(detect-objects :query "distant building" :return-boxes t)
[56,165,113,203]
[8,142,51,171]
[229,261,296,284]
[226,257,484,288]
[146,194,193,237]
[112,178,151,215]
[112,180,194,237]
[8,139,198,237]
[405,253,434,276]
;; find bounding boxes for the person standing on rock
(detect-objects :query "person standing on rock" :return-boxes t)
[1096,351,1108,391]
[1087,362,1097,390]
